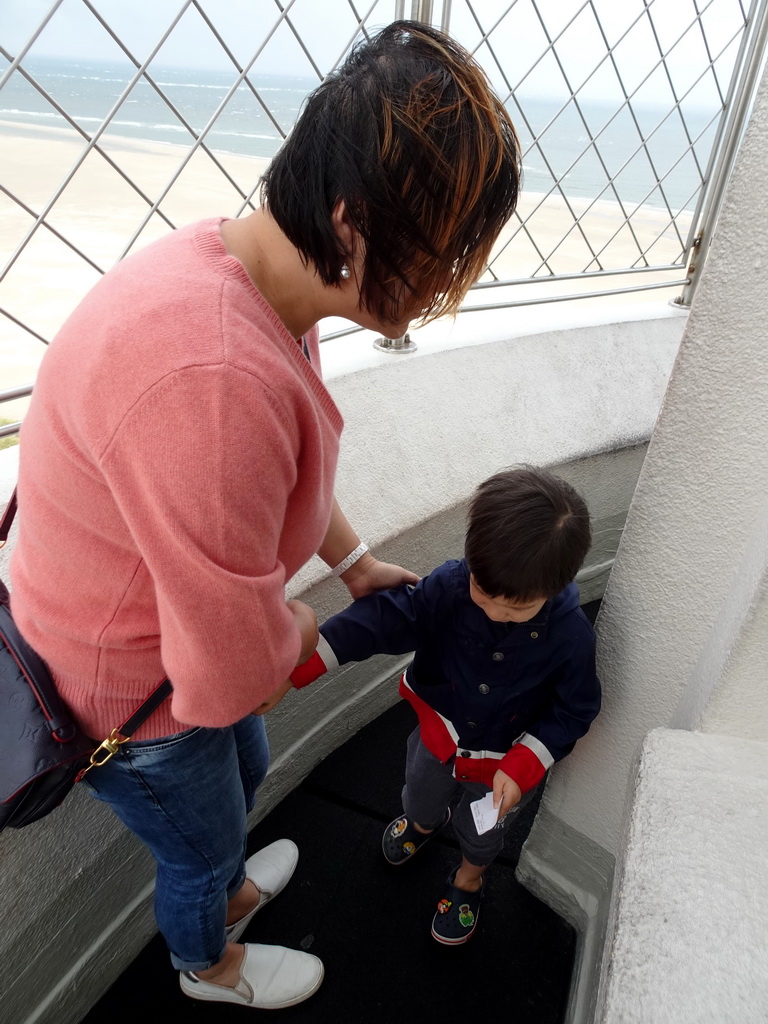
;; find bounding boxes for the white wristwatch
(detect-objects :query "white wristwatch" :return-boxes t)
[331,542,369,577]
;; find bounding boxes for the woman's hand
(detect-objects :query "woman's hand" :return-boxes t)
[340,552,419,599]
[286,598,318,664]
[253,678,293,716]
[253,600,317,716]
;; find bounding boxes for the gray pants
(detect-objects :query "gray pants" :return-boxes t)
[401,728,536,866]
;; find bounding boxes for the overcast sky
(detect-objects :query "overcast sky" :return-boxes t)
[0,0,749,108]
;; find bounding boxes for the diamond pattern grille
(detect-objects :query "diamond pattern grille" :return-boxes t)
[0,0,758,424]
[459,0,749,303]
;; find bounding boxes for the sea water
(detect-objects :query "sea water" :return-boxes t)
[0,55,722,213]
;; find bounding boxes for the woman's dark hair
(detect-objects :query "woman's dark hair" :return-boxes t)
[465,467,592,601]
[261,20,521,327]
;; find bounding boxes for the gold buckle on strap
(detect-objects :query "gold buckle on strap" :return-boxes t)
[78,729,128,779]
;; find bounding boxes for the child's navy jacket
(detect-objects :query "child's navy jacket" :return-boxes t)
[291,558,600,793]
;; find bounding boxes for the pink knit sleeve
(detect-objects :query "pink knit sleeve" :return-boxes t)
[99,364,304,727]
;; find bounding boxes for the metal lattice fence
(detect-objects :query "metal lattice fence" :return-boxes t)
[444,0,764,314]
[1,0,766,430]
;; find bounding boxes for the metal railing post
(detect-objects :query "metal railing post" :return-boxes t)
[0,385,31,438]
[397,2,450,32]
[440,1,453,34]
[675,0,768,308]
[409,1,433,25]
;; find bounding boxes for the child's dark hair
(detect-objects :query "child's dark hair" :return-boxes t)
[465,466,591,601]
[261,20,521,328]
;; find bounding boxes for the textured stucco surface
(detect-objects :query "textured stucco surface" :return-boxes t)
[0,305,680,1024]
[694,541,768,738]
[602,729,768,1024]
[530,62,768,859]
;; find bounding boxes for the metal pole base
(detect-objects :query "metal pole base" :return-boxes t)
[373,333,417,354]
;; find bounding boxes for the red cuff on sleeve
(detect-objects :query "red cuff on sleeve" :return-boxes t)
[290,650,328,689]
[498,744,547,794]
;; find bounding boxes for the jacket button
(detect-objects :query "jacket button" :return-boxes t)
[478,684,490,695]
[467,721,478,729]
[492,651,504,662]
[460,750,471,758]
[530,631,539,639]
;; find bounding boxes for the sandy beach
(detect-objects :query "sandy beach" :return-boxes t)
[0,120,692,420]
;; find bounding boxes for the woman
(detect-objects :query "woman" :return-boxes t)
[10,21,521,1012]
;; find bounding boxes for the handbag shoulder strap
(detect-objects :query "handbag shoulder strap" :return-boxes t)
[0,487,17,549]
[118,679,173,738]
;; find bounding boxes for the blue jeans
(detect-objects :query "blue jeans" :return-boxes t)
[81,715,269,972]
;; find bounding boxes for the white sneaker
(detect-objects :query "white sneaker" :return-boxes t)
[180,943,324,1009]
[226,839,299,942]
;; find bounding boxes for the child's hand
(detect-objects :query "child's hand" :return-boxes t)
[253,678,293,716]
[286,599,318,664]
[492,769,522,822]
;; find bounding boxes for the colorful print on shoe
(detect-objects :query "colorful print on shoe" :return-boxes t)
[381,809,451,866]
[431,869,483,945]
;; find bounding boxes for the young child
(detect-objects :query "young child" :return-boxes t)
[289,466,600,944]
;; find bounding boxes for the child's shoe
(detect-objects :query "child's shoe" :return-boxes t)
[430,868,483,944]
[381,808,451,865]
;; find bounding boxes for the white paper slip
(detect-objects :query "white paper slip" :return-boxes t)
[470,790,499,835]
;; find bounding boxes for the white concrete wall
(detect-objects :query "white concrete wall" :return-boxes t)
[0,303,684,1024]
[293,301,685,597]
[602,729,768,1024]
[526,61,768,860]
[516,60,768,1024]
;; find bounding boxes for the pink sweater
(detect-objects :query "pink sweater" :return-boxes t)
[10,219,343,741]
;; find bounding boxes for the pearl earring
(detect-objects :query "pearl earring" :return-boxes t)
[340,263,351,280]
